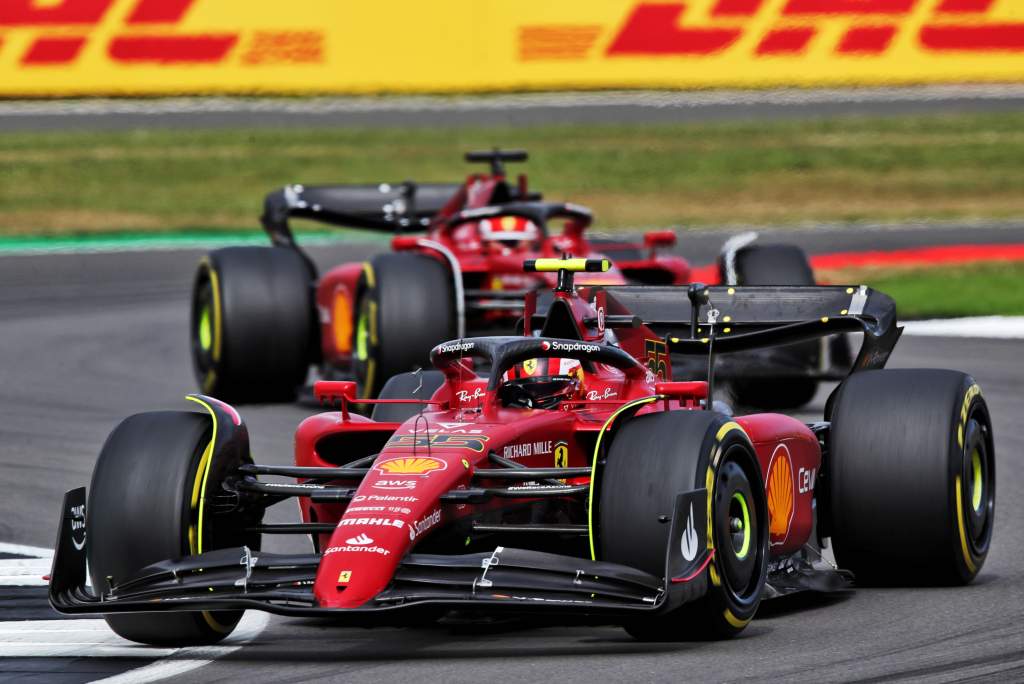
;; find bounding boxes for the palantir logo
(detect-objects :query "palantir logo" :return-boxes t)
[680,503,698,562]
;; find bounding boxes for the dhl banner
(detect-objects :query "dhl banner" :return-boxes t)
[2,0,1024,96]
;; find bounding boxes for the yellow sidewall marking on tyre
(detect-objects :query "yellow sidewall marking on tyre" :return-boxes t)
[362,262,375,289]
[958,384,981,448]
[184,395,230,633]
[361,359,377,399]
[723,608,751,629]
[201,258,223,364]
[185,396,219,555]
[954,475,978,574]
[587,396,657,561]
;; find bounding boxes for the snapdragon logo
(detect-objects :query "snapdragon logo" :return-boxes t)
[545,341,600,354]
[439,341,474,354]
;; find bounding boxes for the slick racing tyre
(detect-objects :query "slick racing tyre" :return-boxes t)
[724,243,820,410]
[87,411,261,646]
[828,369,995,585]
[599,411,768,640]
[192,246,315,402]
[354,253,455,399]
[371,370,447,423]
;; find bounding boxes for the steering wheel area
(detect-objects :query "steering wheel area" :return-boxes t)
[498,375,580,410]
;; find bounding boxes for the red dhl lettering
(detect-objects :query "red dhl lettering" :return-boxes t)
[605,1,1024,58]
[2,0,240,65]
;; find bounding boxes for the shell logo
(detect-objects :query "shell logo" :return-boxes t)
[766,444,795,546]
[375,457,447,476]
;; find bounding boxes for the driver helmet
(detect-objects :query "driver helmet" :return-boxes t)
[480,216,539,248]
[501,357,583,409]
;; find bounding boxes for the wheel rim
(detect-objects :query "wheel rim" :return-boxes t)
[197,305,212,352]
[970,448,983,513]
[962,415,993,551]
[715,456,760,597]
[730,492,751,560]
[355,307,369,362]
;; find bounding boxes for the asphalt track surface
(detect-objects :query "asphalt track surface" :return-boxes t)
[1,227,1023,682]
[4,85,1024,132]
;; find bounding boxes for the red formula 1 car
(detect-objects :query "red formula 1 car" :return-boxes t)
[53,259,995,645]
[190,150,835,408]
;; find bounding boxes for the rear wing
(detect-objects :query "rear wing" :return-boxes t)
[260,182,462,248]
[601,285,901,372]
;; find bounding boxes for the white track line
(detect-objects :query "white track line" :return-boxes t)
[0,541,53,559]
[902,316,1024,339]
[93,612,270,684]
[0,611,269,669]
[0,558,52,586]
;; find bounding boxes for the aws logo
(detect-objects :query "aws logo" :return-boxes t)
[1,0,322,66]
[521,0,1024,61]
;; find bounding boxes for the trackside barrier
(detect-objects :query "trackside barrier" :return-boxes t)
[2,0,1023,96]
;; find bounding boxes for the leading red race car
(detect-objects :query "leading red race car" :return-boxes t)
[52,259,995,645]
[190,150,839,408]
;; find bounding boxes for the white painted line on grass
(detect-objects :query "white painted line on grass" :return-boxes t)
[902,316,1024,340]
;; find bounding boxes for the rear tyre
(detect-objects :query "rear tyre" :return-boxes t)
[725,244,819,410]
[353,253,455,398]
[599,412,768,641]
[828,369,995,585]
[87,411,260,646]
[191,247,315,402]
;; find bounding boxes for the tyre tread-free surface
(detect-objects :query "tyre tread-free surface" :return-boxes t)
[829,368,995,585]
[355,253,455,398]
[192,246,314,402]
[87,410,239,646]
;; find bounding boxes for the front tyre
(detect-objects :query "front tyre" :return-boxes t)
[599,411,768,641]
[87,411,260,646]
[353,253,455,398]
[828,369,995,585]
[191,247,315,402]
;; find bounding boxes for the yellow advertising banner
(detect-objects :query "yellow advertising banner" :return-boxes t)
[1,0,1024,96]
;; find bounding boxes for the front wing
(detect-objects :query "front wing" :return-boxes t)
[50,488,710,622]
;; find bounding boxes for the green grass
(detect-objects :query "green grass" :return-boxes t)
[3,111,1024,235]
[832,262,1024,319]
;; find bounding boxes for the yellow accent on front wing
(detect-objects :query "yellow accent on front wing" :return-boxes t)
[954,475,978,575]
[587,397,658,561]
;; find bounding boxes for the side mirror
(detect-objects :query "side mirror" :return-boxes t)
[644,230,677,249]
[314,380,357,408]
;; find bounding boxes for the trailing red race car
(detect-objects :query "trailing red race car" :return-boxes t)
[190,149,838,408]
[52,259,995,645]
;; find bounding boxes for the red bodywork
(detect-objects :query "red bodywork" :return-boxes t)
[314,171,690,372]
[295,281,819,610]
